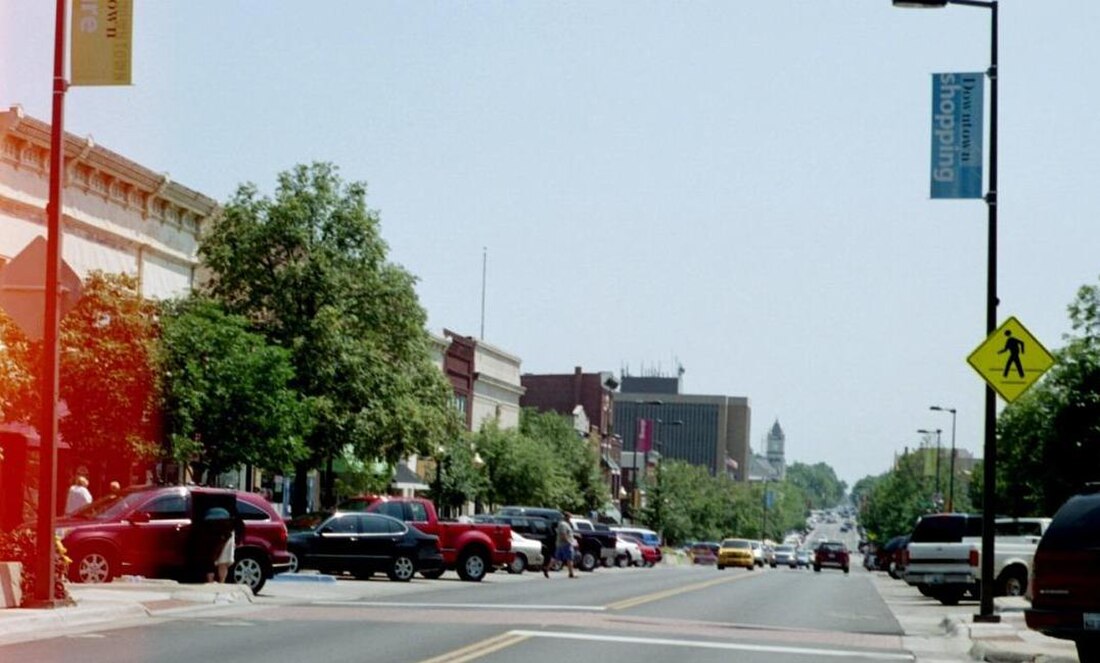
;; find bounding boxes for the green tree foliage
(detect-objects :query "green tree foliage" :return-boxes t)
[858,451,939,542]
[198,163,458,509]
[994,278,1100,516]
[640,461,808,545]
[158,297,309,482]
[0,311,36,424]
[520,409,604,513]
[58,272,160,479]
[431,435,489,517]
[475,421,569,510]
[785,461,848,510]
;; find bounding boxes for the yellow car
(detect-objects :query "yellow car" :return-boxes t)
[717,538,755,570]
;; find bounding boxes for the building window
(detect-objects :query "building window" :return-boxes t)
[453,394,468,415]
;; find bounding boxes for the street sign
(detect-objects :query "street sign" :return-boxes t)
[0,237,83,341]
[967,317,1054,403]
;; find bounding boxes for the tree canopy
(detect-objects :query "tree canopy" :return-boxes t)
[198,162,459,509]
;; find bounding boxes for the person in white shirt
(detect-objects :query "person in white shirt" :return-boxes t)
[65,476,93,514]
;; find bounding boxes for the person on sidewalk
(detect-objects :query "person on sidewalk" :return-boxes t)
[65,476,93,514]
[552,516,576,579]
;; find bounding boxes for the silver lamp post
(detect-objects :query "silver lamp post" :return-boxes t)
[931,406,958,512]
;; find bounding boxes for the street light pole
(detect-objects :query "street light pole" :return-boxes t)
[894,0,1000,623]
[931,406,958,512]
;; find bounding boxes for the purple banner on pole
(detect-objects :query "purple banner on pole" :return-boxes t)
[636,418,654,453]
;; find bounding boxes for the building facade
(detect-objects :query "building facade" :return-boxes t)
[613,376,752,482]
[1,106,218,298]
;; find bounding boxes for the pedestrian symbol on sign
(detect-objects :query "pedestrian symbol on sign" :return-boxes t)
[998,330,1025,378]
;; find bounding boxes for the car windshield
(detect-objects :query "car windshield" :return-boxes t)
[68,490,159,521]
[721,539,750,549]
[775,545,794,552]
[287,512,332,532]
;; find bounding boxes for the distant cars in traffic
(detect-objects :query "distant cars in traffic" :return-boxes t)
[717,539,755,570]
[814,541,850,574]
[772,544,797,568]
[690,541,719,565]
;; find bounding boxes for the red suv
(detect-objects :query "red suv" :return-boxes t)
[57,485,291,593]
[814,540,850,574]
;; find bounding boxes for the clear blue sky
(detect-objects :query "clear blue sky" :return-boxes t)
[4,1,1099,486]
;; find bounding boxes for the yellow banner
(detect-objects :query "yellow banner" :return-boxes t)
[71,0,133,86]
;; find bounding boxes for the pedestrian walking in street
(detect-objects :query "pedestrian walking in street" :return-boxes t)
[65,476,92,514]
[554,516,576,579]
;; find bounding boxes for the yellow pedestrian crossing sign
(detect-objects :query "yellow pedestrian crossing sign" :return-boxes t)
[967,317,1055,403]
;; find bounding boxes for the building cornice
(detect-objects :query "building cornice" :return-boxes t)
[474,372,526,396]
[1,105,219,226]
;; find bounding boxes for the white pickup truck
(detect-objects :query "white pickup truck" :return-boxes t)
[903,513,1050,605]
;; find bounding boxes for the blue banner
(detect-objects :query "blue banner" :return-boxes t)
[930,72,984,199]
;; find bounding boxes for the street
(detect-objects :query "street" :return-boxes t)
[0,559,915,662]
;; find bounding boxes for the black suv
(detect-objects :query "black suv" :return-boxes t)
[1025,491,1100,663]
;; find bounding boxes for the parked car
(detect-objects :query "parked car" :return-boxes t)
[59,485,291,594]
[879,534,910,579]
[286,511,442,581]
[717,538,754,570]
[614,535,642,567]
[814,540,850,573]
[339,496,512,581]
[507,531,544,574]
[1025,490,1100,663]
[617,532,661,567]
[690,541,720,565]
[773,544,797,568]
[612,527,661,549]
[496,506,613,572]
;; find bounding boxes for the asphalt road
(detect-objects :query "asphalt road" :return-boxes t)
[0,544,916,662]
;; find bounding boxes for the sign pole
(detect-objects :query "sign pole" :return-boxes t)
[31,0,69,608]
[977,0,999,624]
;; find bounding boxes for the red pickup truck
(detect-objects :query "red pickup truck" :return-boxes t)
[338,496,512,582]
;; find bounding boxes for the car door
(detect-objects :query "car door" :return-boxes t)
[313,514,361,572]
[123,491,191,577]
[359,514,403,572]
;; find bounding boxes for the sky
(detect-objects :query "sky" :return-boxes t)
[3,1,1099,487]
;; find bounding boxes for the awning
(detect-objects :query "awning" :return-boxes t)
[392,464,429,491]
[600,454,621,475]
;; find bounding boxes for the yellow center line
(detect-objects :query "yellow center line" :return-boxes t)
[605,571,759,611]
[416,631,531,663]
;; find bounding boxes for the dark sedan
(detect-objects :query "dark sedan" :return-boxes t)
[287,512,443,581]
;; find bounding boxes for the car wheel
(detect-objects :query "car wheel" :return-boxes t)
[998,569,1027,597]
[231,552,267,595]
[770,563,776,568]
[579,551,598,572]
[420,568,445,579]
[509,553,528,575]
[457,549,488,582]
[287,551,300,574]
[616,555,629,568]
[717,564,725,570]
[388,556,416,582]
[813,565,821,573]
[71,546,116,584]
[843,566,850,574]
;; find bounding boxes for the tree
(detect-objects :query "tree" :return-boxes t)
[520,409,605,514]
[859,452,935,541]
[994,278,1100,516]
[475,422,567,510]
[58,272,160,483]
[198,163,459,511]
[0,311,36,424]
[786,461,847,510]
[158,297,310,483]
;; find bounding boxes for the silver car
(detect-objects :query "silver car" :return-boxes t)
[773,544,798,568]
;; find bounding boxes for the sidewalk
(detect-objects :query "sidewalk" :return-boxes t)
[0,577,252,644]
[869,565,1079,662]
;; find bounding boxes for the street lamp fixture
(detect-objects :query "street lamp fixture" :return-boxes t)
[894,0,1000,624]
[917,428,943,501]
[931,406,958,513]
